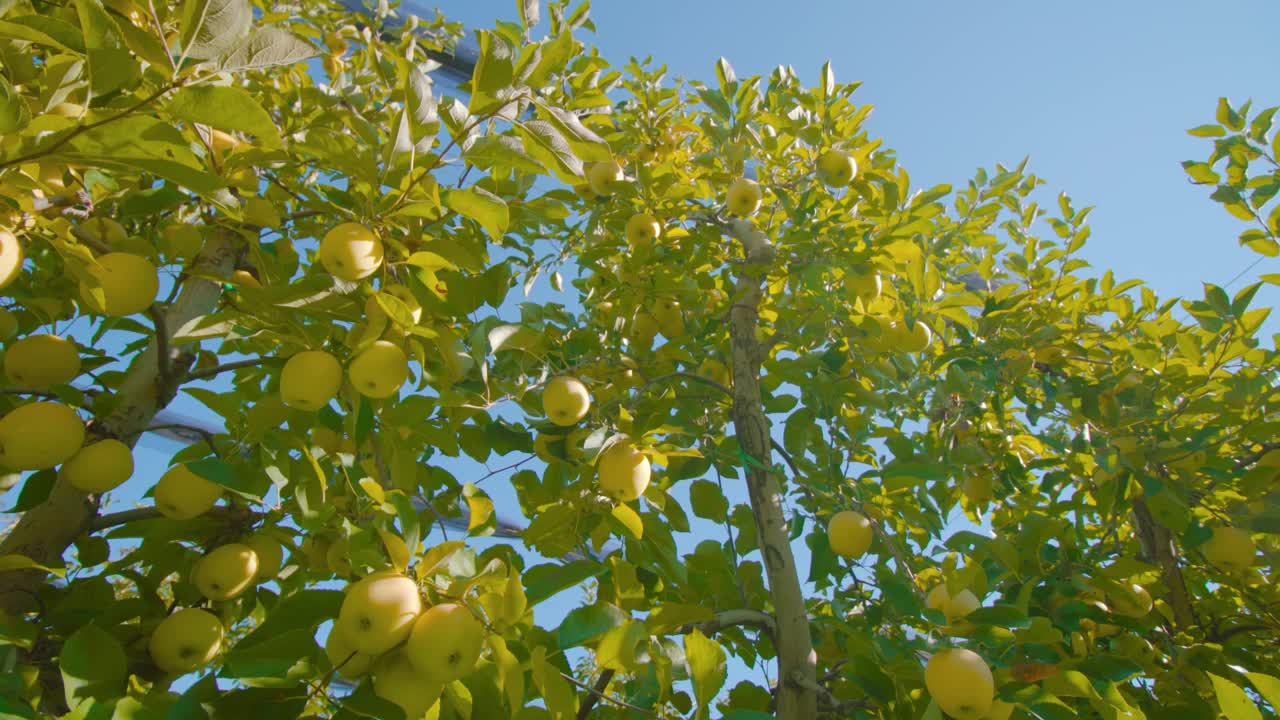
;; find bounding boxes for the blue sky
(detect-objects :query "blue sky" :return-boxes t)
[431,0,1280,310]
[8,0,1279,709]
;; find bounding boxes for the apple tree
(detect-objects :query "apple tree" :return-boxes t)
[2,1,1280,719]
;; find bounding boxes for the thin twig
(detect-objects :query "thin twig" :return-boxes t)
[559,671,658,718]
[643,371,732,400]
[185,357,274,382]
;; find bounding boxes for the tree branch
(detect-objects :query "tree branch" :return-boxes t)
[575,669,615,720]
[559,671,657,718]
[642,371,732,400]
[89,505,256,532]
[184,357,274,383]
[680,609,777,640]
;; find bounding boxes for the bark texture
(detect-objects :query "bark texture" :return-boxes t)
[726,221,816,720]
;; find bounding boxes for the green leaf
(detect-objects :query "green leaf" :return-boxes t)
[533,102,612,163]
[3,469,55,513]
[75,0,138,96]
[646,603,715,633]
[446,187,509,240]
[514,119,583,182]
[221,629,317,678]
[0,72,29,132]
[530,647,577,719]
[1239,229,1279,257]
[66,115,225,194]
[470,30,516,115]
[688,479,729,522]
[596,620,647,672]
[684,629,727,718]
[558,603,628,648]
[165,85,282,148]
[0,15,86,53]
[1209,672,1262,720]
[59,623,126,707]
[1181,161,1219,184]
[220,28,317,71]
[965,605,1030,629]
[1187,124,1225,137]
[180,0,251,61]
[524,560,607,606]
[0,553,63,576]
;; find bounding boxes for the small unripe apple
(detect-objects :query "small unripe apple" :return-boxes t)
[598,439,651,502]
[925,648,993,720]
[625,213,661,245]
[586,160,625,196]
[60,438,134,493]
[725,178,762,216]
[816,149,857,188]
[827,510,872,559]
[280,350,343,411]
[347,340,408,399]
[543,376,591,426]
[153,464,222,520]
[319,223,384,281]
[0,401,85,470]
[0,229,22,288]
[149,608,224,675]
[193,543,259,602]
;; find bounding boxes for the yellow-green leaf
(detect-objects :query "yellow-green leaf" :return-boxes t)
[530,646,577,719]
[610,504,643,539]
[0,554,62,576]
[685,629,727,718]
[1209,673,1262,720]
[646,603,715,634]
[1246,673,1280,715]
[596,620,646,672]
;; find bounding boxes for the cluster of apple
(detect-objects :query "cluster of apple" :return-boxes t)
[326,571,485,718]
[541,375,653,502]
[148,532,283,675]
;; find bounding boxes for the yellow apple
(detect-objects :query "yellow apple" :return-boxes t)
[348,340,408,399]
[625,213,661,245]
[244,534,284,580]
[948,589,981,621]
[598,439,651,502]
[543,376,591,426]
[81,252,159,316]
[652,299,685,338]
[0,308,17,340]
[961,474,994,503]
[152,463,223,520]
[320,223,384,281]
[243,197,280,228]
[336,570,423,655]
[229,269,261,288]
[816,149,857,188]
[926,584,952,616]
[986,699,1015,720]
[193,543,259,602]
[405,603,485,683]
[631,311,659,349]
[4,334,81,388]
[0,228,23,288]
[373,650,442,720]
[1203,526,1255,573]
[925,648,994,720]
[586,160,624,196]
[1109,583,1152,619]
[81,217,127,246]
[0,401,85,470]
[325,625,375,679]
[59,438,133,493]
[324,31,347,55]
[726,177,762,216]
[280,350,343,411]
[149,608,224,675]
[845,269,881,304]
[827,510,873,559]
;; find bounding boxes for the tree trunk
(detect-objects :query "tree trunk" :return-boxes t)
[0,230,238,614]
[1131,496,1196,629]
[726,226,817,719]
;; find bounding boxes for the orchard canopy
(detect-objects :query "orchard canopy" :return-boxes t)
[1,1,1280,719]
